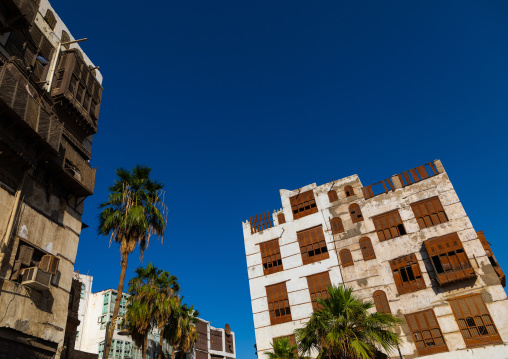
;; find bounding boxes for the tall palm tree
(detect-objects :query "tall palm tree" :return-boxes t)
[126,297,153,359]
[165,303,199,359]
[295,285,401,359]
[265,337,300,359]
[98,166,167,358]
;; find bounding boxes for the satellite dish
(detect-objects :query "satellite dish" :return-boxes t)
[225,324,231,335]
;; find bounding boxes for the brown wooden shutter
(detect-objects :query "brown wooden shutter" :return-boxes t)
[297,226,329,265]
[349,204,363,223]
[266,282,292,325]
[359,237,376,260]
[405,309,448,356]
[307,272,331,312]
[344,185,354,197]
[260,239,283,275]
[330,217,344,235]
[411,196,448,229]
[390,254,426,295]
[277,212,286,224]
[290,190,318,220]
[273,334,296,346]
[372,210,405,241]
[340,249,353,267]
[328,190,338,203]
[373,290,391,314]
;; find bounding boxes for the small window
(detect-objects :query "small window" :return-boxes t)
[372,210,406,241]
[330,217,344,235]
[411,196,448,229]
[349,203,363,223]
[277,212,286,225]
[290,190,318,220]
[359,237,376,260]
[44,10,57,30]
[61,30,70,50]
[373,290,391,314]
[297,226,329,265]
[328,190,338,203]
[307,272,331,312]
[266,282,292,325]
[259,239,283,275]
[340,249,353,267]
[345,185,354,197]
[390,254,426,295]
[406,309,448,356]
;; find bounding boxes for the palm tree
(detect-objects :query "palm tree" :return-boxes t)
[295,285,401,359]
[126,297,153,359]
[165,303,199,359]
[98,166,166,358]
[265,337,300,359]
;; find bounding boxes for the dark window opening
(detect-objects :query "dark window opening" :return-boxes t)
[398,224,406,235]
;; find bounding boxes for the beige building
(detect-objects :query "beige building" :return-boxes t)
[243,160,508,358]
[0,0,102,357]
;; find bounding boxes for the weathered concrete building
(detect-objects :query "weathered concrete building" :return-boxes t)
[0,0,102,357]
[243,160,508,358]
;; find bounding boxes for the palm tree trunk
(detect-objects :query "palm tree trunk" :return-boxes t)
[158,328,164,359]
[143,334,148,359]
[105,251,129,358]
[171,346,176,359]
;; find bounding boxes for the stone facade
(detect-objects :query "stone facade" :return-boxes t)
[243,160,508,359]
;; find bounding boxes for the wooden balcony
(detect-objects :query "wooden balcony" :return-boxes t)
[0,0,38,33]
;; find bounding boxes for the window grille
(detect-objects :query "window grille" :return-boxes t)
[340,249,353,267]
[266,282,292,325]
[260,239,283,275]
[328,190,338,203]
[330,217,344,235]
[290,190,318,220]
[297,225,329,265]
[372,210,406,241]
[307,272,331,312]
[373,290,391,314]
[449,295,502,348]
[411,196,448,229]
[405,309,448,356]
[359,237,376,260]
[344,185,354,197]
[390,254,426,295]
[349,204,363,223]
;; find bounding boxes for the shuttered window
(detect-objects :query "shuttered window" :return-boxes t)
[44,10,57,30]
[290,190,318,220]
[372,210,406,241]
[328,190,338,203]
[259,239,283,275]
[277,212,286,225]
[273,334,296,346]
[307,272,331,312]
[405,309,448,356]
[424,233,475,286]
[195,320,208,351]
[345,185,354,197]
[449,295,502,348]
[411,196,448,229]
[477,231,505,286]
[340,249,353,267]
[297,226,329,265]
[330,217,344,235]
[359,237,376,260]
[349,203,363,223]
[373,290,391,314]
[390,254,426,294]
[266,282,292,325]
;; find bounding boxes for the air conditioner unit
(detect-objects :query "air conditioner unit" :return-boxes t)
[21,267,51,291]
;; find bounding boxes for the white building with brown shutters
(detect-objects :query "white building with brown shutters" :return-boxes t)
[243,159,508,359]
[193,319,236,359]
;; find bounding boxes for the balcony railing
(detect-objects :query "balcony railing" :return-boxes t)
[249,210,274,234]
[362,161,440,200]
[0,62,62,153]
[0,0,38,32]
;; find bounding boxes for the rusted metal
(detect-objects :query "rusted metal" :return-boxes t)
[249,210,273,234]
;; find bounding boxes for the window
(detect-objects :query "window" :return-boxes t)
[260,239,283,275]
[372,210,406,241]
[411,196,448,229]
[373,291,391,314]
[328,190,338,203]
[359,237,376,260]
[449,295,502,348]
[277,212,286,224]
[290,190,318,220]
[349,204,363,223]
[297,225,329,265]
[61,30,70,50]
[266,282,292,325]
[273,334,296,346]
[390,254,426,294]
[339,249,353,267]
[345,185,354,197]
[424,233,475,286]
[225,332,234,353]
[80,283,86,299]
[307,272,331,312]
[44,9,57,30]
[210,330,223,351]
[98,314,108,330]
[330,217,344,235]
[102,292,109,314]
[195,320,208,351]
[405,309,448,356]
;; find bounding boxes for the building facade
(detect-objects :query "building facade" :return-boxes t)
[194,319,236,359]
[0,0,102,357]
[243,160,508,359]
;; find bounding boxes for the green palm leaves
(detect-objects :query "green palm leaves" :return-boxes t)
[295,285,401,359]
[265,338,301,359]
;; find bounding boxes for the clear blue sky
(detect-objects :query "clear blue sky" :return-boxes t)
[50,1,507,358]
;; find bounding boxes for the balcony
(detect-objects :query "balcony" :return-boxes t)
[0,0,38,33]
[51,49,103,136]
[0,62,62,158]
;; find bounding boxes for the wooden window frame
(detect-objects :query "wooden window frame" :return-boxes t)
[405,309,448,356]
[344,185,354,197]
[359,237,376,260]
[411,196,449,229]
[339,249,353,267]
[277,212,286,225]
[290,190,318,220]
[390,254,426,295]
[266,282,292,325]
[349,203,363,223]
[448,294,502,348]
[259,239,284,275]
[328,190,338,203]
[297,225,329,265]
[330,217,344,235]
[424,233,475,286]
[372,210,406,242]
[307,272,331,312]
[373,290,391,314]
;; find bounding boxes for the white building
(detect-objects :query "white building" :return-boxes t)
[193,319,236,359]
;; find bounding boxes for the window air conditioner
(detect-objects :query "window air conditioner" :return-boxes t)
[21,267,51,291]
